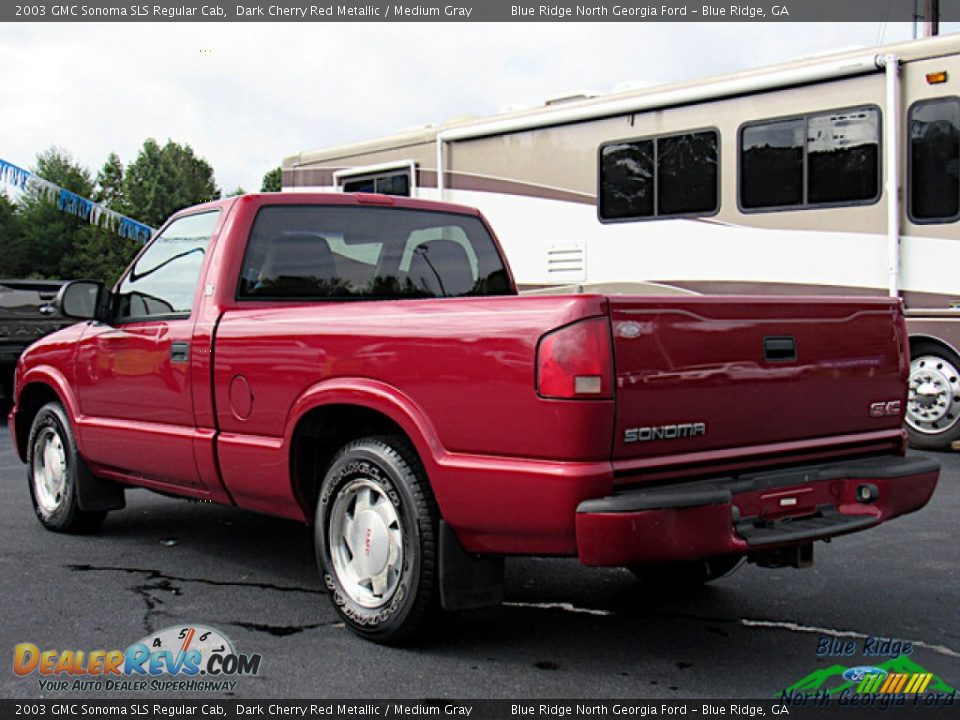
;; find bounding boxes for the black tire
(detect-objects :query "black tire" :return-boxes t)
[27,401,107,534]
[906,341,960,450]
[628,555,744,586]
[315,435,441,644]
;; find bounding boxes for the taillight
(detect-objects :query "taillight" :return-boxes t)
[536,317,613,399]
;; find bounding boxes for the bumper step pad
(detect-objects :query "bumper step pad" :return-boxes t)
[735,505,877,546]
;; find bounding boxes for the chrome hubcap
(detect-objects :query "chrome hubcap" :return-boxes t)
[328,479,403,608]
[907,354,960,435]
[32,427,67,516]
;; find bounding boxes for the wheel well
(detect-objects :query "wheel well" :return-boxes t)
[909,335,960,360]
[290,405,412,520]
[15,382,61,459]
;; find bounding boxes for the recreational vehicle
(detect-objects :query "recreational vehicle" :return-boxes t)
[283,34,960,450]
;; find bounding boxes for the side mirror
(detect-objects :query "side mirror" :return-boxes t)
[55,280,106,321]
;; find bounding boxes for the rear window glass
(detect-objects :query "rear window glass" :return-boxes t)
[237,205,513,300]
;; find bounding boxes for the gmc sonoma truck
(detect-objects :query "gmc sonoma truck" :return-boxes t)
[9,193,940,643]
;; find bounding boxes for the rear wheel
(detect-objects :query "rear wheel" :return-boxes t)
[906,341,960,450]
[315,436,441,644]
[27,402,107,533]
[628,555,744,586]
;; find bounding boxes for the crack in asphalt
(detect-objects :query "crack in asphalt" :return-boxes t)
[229,621,329,637]
[67,564,325,596]
[64,565,960,659]
[502,600,960,660]
[131,577,181,634]
[503,601,613,617]
[68,564,325,635]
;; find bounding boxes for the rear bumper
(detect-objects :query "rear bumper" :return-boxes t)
[575,455,940,566]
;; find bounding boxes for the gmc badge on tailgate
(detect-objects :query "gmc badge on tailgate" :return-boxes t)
[624,422,707,444]
[870,401,902,418]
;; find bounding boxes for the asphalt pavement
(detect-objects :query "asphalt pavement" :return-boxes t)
[1,420,957,700]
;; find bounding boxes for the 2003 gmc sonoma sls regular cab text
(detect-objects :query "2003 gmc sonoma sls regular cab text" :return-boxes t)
[9,193,940,643]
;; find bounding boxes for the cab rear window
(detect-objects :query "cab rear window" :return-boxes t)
[237,205,513,300]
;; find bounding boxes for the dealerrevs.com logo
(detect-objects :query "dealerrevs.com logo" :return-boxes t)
[13,625,262,693]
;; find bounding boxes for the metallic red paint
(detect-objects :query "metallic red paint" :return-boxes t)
[575,468,939,567]
[609,296,907,462]
[7,193,940,565]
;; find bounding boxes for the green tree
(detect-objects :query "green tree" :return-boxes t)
[227,186,247,197]
[79,152,142,285]
[12,147,95,278]
[0,194,25,278]
[2,148,143,283]
[261,166,282,192]
[61,227,141,287]
[122,139,220,227]
[94,152,125,207]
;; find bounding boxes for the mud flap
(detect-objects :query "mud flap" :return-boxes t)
[438,521,503,611]
[76,466,126,512]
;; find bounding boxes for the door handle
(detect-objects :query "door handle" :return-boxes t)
[764,336,796,363]
[170,342,190,363]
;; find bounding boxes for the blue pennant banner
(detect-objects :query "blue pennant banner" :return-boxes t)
[0,158,31,190]
[0,157,153,244]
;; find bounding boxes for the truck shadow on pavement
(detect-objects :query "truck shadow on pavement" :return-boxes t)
[20,490,957,698]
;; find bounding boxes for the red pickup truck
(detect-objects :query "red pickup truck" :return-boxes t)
[9,193,940,643]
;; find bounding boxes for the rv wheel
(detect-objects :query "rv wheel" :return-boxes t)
[906,341,960,450]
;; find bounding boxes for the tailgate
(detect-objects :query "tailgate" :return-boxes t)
[610,296,907,461]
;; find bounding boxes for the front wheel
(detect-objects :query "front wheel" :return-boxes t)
[315,436,441,644]
[906,341,960,450]
[627,555,744,586]
[27,401,107,533]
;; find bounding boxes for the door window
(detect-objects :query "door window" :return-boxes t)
[114,210,220,321]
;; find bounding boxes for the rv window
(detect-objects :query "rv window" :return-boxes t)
[342,177,375,193]
[599,139,654,219]
[741,119,804,208]
[909,97,960,223]
[341,172,411,196]
[740,107,880,211]
[599,130,718,221]
[807,109,880,204]
[658,132,719,215]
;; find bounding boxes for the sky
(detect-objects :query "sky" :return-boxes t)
[1,21,959,197]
